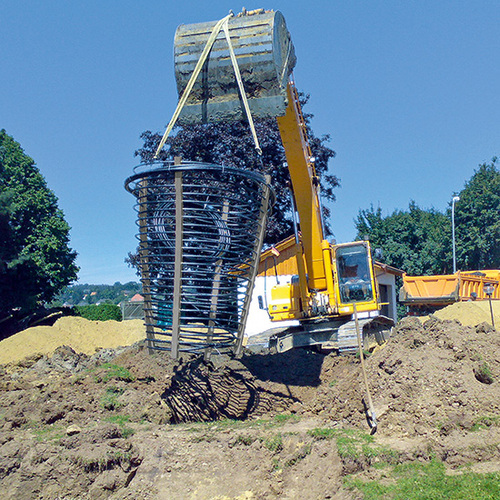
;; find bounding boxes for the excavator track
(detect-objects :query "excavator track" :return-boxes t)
[268,316,394,354]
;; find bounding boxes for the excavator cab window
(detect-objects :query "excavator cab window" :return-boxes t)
[336,244,374,303]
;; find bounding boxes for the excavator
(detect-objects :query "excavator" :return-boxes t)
[171,9,394,354]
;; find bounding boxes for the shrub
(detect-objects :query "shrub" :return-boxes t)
[74,304,122,321]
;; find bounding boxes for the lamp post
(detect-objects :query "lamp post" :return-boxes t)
[484,284,495,329]
[452,196,460,273]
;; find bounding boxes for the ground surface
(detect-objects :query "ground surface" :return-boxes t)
[0,304,499,499]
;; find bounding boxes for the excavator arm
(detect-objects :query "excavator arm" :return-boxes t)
[171,10,392,350]
[276,82,328,292]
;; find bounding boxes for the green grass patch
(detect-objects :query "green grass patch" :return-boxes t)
[105,414,130,426]
[104,414,135,438]
[272,414,300,425]
[346,459,500,500]
[182,414,300,432]
[471,415,500,432]
[100,387,125,411]
[32,423,65,443]
[264,433,283,453]
[307,427,338,440]
[95,363,135,383]
[475,362,494,384]
[308,427,398,463]
[234,434,256,446]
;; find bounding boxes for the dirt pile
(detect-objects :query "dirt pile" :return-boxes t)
[327,316,500,435]
[432,300,500,326]
[0,313,499,498]
[0,317,146,365]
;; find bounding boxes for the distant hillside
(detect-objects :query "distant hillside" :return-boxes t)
[52,282,142,306]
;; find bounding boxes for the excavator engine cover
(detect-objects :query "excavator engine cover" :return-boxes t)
[174,10,296,124]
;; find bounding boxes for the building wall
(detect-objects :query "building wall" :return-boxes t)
[375,272,397,321]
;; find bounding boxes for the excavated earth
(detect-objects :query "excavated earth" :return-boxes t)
[0,307,499,499]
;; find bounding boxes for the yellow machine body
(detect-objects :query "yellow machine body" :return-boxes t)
[269,279,302,321]
[268,240,381,322]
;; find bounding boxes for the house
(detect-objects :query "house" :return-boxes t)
[121,293,145,320]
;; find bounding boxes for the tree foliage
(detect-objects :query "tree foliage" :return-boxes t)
[73,304,122,322]
[454,158,500,270]
[53,282,141,306]
[355,158,500,275]
[355,202,450,275]
[0,130,78,318]
[134,92,338,245]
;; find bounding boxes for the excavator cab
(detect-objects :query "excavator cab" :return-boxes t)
[335,243,374,304]
[332,241,380,317]
[267,239,380,322]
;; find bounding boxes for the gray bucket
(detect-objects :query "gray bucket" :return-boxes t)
[174,10,296,123]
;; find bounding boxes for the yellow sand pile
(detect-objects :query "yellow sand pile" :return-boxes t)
[0,316,146,365]
[432,300,500,327]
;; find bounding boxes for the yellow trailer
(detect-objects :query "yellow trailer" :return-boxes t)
[400,270,500,313]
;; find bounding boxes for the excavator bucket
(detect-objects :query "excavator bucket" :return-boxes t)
[174,10,296,124]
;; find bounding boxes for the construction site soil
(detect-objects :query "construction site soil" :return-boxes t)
[0,303,499,499]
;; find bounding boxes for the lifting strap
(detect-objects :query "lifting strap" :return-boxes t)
[154,13,262,158]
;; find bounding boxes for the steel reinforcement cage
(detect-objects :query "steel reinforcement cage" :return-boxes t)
[125,160,273,358]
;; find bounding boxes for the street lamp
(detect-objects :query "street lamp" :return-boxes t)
[484,284,496,329]
[452,196,460,273]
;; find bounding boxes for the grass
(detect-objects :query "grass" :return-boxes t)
[471,415,500,432]
[308,427,399,463]
[100,388,123,411]
[74,450,133,473]
[32,423,65,443]
[474,362,494,384]
[104,414,135,438]
[94,363,135,383]
[346,459,500,500]
[234,434,256,446]
[182,414,301,433]
[263,433,283,453]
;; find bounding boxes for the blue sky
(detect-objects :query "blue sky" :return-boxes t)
[2,1,498,284]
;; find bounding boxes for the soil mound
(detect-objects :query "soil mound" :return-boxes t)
[0,315,499,498]
[321,316,500,437]
[0,316,145,365]
[433,300,500,326]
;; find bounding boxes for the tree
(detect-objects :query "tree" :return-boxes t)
[0,130,78,319]
[134,92,338,245]
[356,158,500,275]
[355,202,450,275]
[454,158,500,270]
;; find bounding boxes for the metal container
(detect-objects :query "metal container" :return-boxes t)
[174,10,296,123]
[125,160,273,358]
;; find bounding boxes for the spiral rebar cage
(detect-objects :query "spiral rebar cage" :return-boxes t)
[125,160,273,358]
